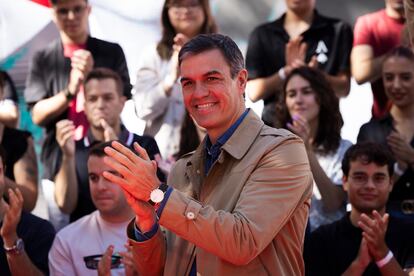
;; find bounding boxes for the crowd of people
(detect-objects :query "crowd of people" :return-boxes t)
[0,0,413,275]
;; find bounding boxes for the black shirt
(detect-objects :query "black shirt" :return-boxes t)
[0,212,55,276]
[246,10,353,126]
[304,213,414,275]
[357,114,414,201]
[0,71,18,103]
[24,36,131,180]
[70,126,163,222]
[1,127,31,181]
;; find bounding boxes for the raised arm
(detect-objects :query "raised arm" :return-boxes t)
[104,137,312,266]
[53,120,78,214]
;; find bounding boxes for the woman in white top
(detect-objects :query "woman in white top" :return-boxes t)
[133,0,217,159]
[275,67,352,231]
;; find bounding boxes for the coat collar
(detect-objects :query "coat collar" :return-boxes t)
[185,110,263,171]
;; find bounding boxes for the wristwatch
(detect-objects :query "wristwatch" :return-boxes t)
[4,238,24,255]
[149,183,169,206]
[63,88,75,101]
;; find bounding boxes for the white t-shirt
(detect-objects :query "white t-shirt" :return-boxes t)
[310,139,352,231]
[49,210,131,276]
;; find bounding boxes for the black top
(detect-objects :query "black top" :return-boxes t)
[0,212,56,276]
[1,127,31,181]
[0,71,18,103]
[24,36,131,180]
[70,126,163,222]
[246,10,353,126]
[304,213,414,275]
[357,114,414,201]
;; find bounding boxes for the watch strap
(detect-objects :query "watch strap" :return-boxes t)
[4,238,24,255]
[63,88,75,101]
[149,182,169,206]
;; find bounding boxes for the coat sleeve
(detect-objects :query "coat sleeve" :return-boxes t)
[160,137,313,265]
[127,219,167,276]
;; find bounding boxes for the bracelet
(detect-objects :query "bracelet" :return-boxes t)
[278,67,286,81]
[376,250,393,268]
[63,88,75,101]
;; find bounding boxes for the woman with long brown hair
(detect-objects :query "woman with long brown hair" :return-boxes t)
[275,66,352,231]
[133,0,217,161]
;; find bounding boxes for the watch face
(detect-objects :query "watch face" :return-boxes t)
[16,239,24,252]
[150,188,164,203]
[5,238,24,255]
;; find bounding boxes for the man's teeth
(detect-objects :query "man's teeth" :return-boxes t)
[197,103,214,109]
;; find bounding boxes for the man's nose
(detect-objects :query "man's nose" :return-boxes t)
[193,82,209,98]
[67,9,76,20]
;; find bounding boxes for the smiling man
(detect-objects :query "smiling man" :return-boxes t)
[53,68,161,223]
[103,34,313,275]
[304,142,414,275]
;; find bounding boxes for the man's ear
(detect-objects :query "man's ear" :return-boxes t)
[342,175,349,192]
[236,69,248,94]
[119,95,126,109]
[86,4,92,16]
[51,8,58,25]
[387,177,394,193]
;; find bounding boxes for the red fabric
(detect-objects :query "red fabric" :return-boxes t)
[64,43,89,140]
[353,9,404,56]
[353,9,404,119]
[30,0,51,8]
[63,43,86,58]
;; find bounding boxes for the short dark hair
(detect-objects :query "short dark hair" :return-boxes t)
[88,141,114,159]
[49,0,88,5]
[275,67,343,154]
[84,68,124,96]
[88,141,134,160]
[178,33,245,78]
[341,142,394,177]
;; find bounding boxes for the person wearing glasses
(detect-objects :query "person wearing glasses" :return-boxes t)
[304,142,414,275]
[24,0,131,229]
[133,0,217,161]
[48,142,137,276]
[24,0,131,183]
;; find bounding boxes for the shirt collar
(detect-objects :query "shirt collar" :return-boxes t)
[205,108,250,152]
[272,10,326,33]
[83,124,133,147]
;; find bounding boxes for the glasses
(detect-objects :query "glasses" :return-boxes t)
[168,1,201,13]
[55,5,87,18]
[349,174,389,187]
[83,254,122,270]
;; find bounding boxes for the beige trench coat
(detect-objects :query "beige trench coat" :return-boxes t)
[128,110,313,276]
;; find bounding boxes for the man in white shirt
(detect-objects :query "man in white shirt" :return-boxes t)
[48,141,136,276]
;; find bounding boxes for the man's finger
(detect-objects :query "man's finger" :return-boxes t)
[104,144,141,171]
[133,142,150,161]
[108,141,142,165]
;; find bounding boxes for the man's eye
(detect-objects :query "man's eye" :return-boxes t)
[182,81,193,87]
